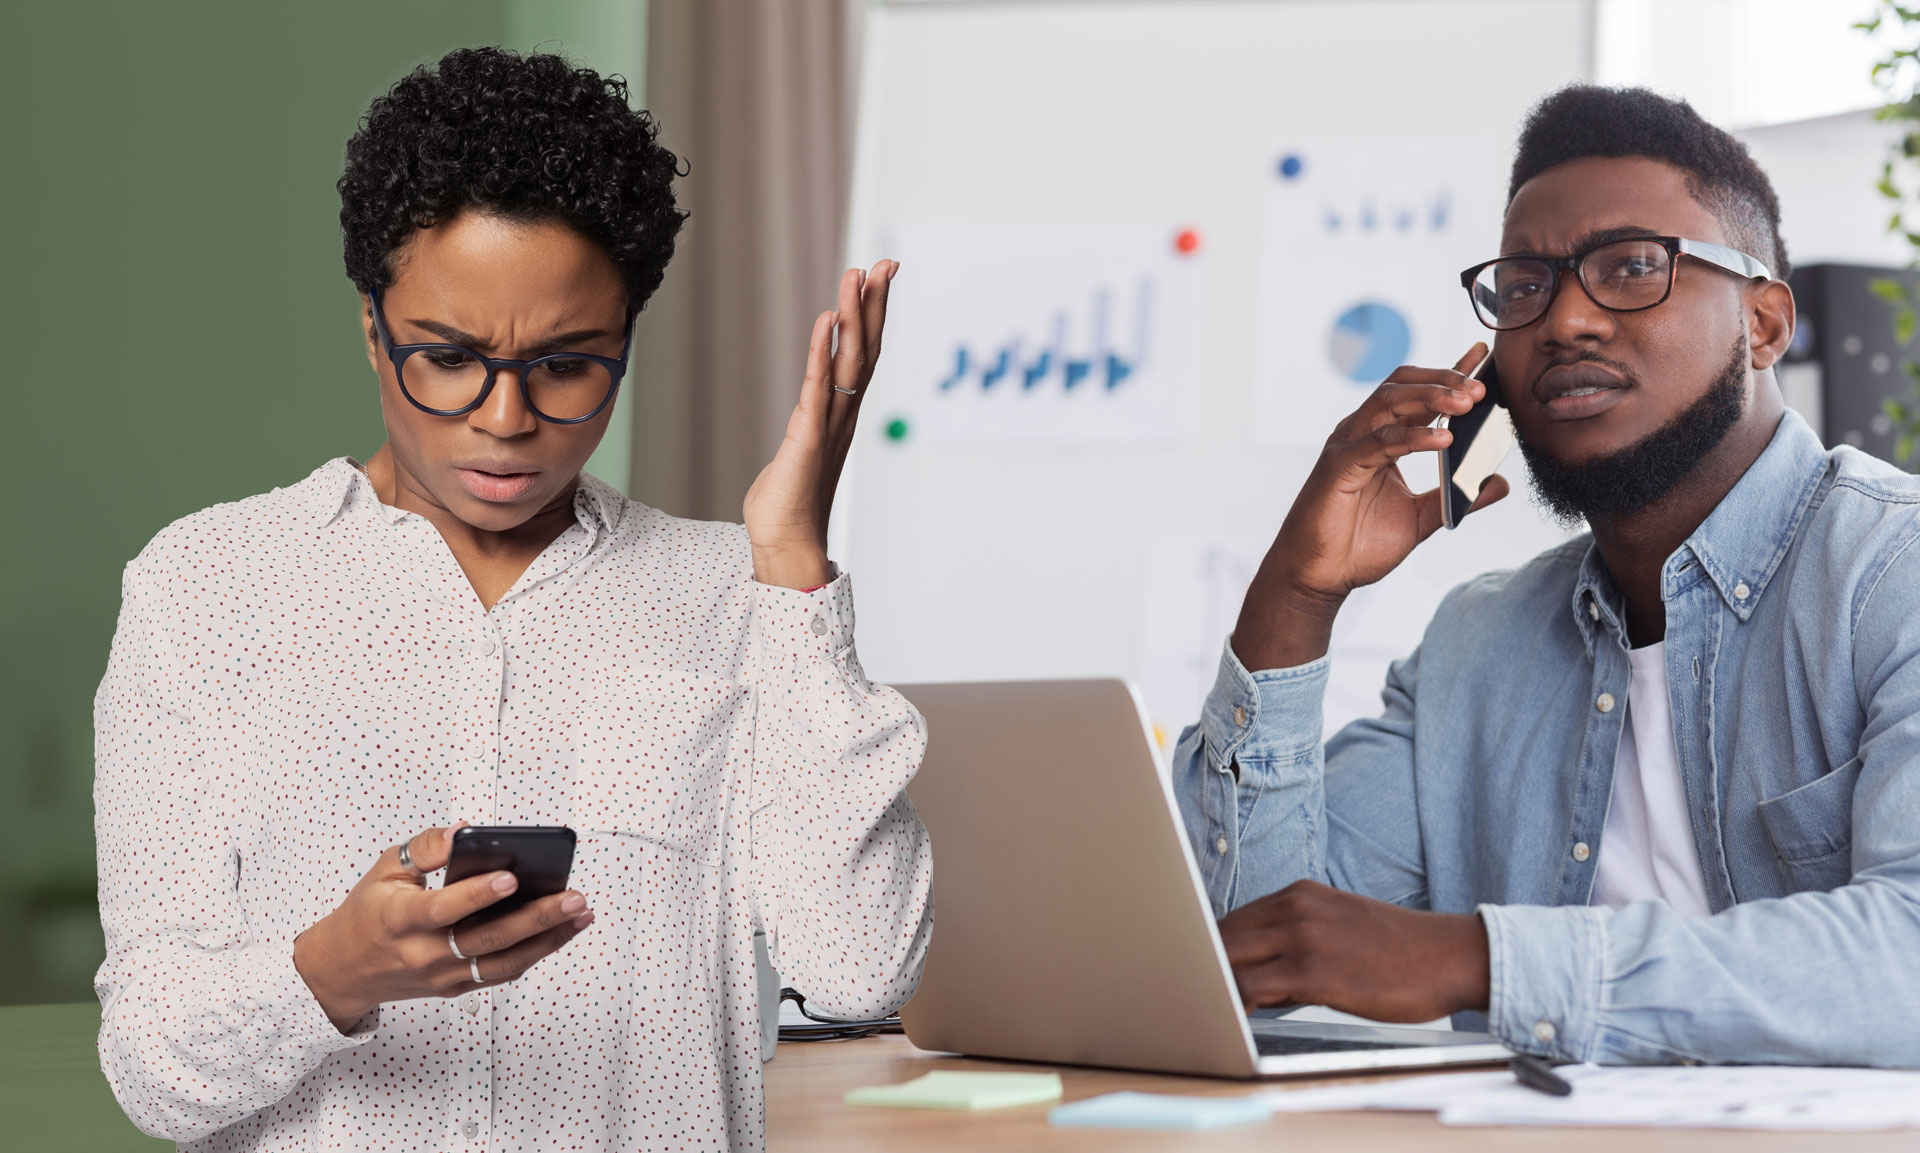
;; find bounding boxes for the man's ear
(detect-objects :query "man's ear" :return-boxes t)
[1748,279,1795,372]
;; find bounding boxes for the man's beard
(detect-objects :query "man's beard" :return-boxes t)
[1516,334,1748,529]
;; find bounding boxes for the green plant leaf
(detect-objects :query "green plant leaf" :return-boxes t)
[1899,433,1915,464]
[1870,276,1908,304]
[1900,310,1917,345]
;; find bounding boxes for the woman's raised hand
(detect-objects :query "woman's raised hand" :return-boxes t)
[743,260,898,589]
[291,822,594,1034]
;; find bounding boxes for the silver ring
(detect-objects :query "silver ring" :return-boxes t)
[449,929,468,961]
[397,840,422,875]
[470,957,484,984]
[831,386,859,395]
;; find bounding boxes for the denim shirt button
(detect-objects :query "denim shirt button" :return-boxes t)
[1596,693,1616,713]
[1215,835,1229,854]
[1233,705,1247,727]
[1734,581,1751,600]
[1587,599,1599,621]
[1572,841,1591,862]
[1533,1020,1558,1043]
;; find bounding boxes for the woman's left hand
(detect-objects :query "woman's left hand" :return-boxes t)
[744,260,897,589]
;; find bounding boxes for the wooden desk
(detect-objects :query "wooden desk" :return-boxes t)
[764,1034,1914,1152]
[9,1002,1909,1152]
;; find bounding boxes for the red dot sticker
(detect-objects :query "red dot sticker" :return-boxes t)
[1174,228,1202,255]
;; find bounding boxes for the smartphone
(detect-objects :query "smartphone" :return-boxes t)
[442,825,577,930]
[1438,353,1516,529]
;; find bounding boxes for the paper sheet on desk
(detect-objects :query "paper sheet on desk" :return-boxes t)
[1262,1065,1920,1130]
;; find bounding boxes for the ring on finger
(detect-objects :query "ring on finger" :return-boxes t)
[831,386,859,396]
[396,840,423,876]
[449,929,468,961]
[470,957,484,984]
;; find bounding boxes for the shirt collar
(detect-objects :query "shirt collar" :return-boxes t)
[303,457,626,538]
[1571,409,1832,651]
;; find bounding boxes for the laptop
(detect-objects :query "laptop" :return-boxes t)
[894,679,1514,1078]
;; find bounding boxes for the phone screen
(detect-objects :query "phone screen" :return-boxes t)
[1439,355,1516,529]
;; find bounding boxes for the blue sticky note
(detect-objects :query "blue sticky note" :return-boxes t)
[1048,1091,1273,1131]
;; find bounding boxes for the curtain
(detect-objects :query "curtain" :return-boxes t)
[630,0,852,521]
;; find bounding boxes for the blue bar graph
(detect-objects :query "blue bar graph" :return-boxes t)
[939,279,1154,396]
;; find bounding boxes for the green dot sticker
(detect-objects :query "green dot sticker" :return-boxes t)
[884,417,910,443]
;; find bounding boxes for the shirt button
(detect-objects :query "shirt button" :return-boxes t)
[462,996,481,1015]
[1533,1020,1558,1043]
[1572,841,1591,862]
[1733,581,1751,600]
[480,637,499,657]
[1596,693,1615,713]
[1587,599,1599,621]
[810,615,827,636]
[1215,836,1229,853]
[1233,705,1247,727]
[461,1120,480,1139]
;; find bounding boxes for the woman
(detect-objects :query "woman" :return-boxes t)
[92,47,930,1151]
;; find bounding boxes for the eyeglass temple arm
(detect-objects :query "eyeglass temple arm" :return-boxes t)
[1677,238,1772,281]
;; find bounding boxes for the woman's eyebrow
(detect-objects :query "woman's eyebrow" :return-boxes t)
[528,329,615,356]
[403,317,614,355]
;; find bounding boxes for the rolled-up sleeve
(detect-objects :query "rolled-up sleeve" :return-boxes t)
[93,553,377,1144]
[746,570,934,1020]
[1172,637,1433,917]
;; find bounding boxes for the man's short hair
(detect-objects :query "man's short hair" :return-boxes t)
[339,46,687,313]
[1509,85,1788,280]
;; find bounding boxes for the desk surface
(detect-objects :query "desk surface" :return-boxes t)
[8,1001,1911,1152]
[764,1034,1916,1153]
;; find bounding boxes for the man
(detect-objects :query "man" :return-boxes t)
[94,48,926,1151]
[1174,85,1920,1065]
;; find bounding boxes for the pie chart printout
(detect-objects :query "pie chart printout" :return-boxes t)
[1328,301,1412,384]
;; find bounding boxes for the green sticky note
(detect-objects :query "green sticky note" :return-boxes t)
[845,1070,1064,1111]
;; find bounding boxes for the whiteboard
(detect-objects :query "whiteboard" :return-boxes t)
[838,0,1595,738]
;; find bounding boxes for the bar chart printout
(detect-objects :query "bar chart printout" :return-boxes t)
[883,221,1202,446]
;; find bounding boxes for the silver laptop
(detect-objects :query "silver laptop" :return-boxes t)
[895,679,1513,1078]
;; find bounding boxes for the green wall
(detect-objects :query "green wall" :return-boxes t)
[0,0,646,1010]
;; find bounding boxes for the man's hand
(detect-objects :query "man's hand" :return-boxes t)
[743,260,897,589]
[1219,880,1490,1023]
[1232,343,1509,671]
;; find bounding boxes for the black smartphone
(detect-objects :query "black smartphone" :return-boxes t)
[442,825,577,930]
[1438,353,1516,529]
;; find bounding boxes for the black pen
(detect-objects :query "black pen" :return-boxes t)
[1510,1054,1574,1097]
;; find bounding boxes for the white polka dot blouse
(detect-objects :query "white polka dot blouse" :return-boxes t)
[92,459,934,1151]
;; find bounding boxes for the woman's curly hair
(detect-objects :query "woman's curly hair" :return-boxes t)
[339,46,687,312]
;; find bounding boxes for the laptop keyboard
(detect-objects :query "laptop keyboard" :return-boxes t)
[1253,1032,1408,1056]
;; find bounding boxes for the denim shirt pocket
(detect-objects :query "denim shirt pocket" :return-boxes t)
[1755,759,1861,893]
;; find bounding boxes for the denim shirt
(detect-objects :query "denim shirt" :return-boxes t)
[1173,411,1920,1067]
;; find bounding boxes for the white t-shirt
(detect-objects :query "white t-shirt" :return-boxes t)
[1591,641,1713,917]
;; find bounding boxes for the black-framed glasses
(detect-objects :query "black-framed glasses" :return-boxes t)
[1459,236,1772,332]
[369,288,634,424]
